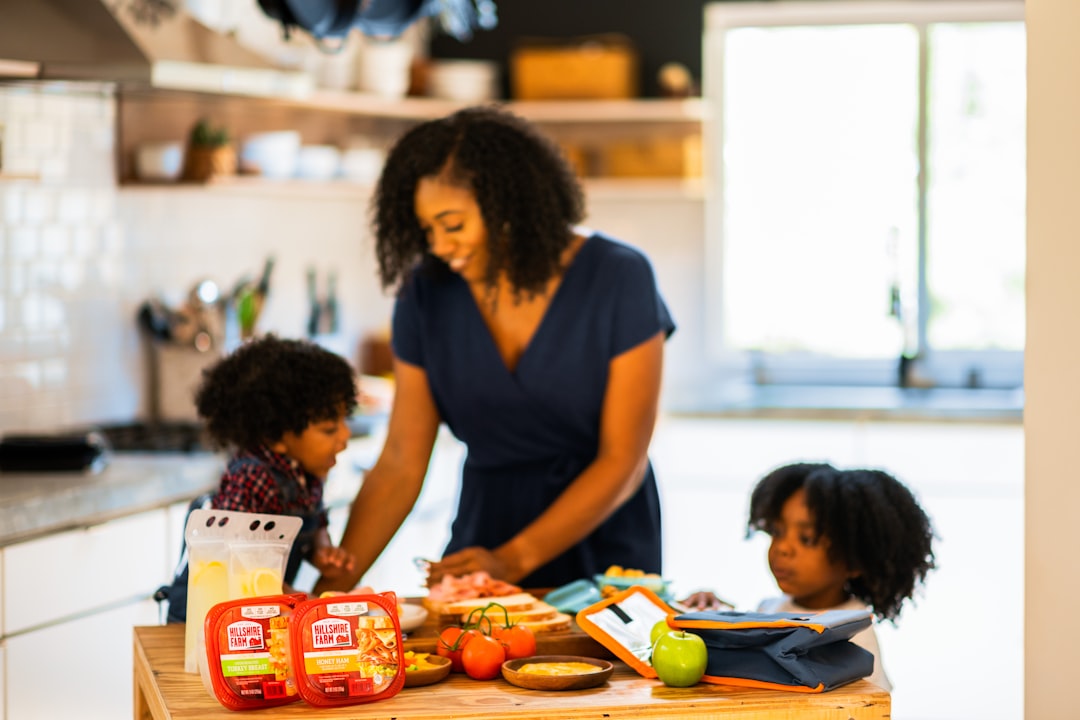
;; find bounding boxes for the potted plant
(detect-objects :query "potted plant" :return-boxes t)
[182,118,237,182]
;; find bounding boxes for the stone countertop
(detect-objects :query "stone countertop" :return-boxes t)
[0,452,224,548]
[665,384,1024,424]
[0,433,383,549]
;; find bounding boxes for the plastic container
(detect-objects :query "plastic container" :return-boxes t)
[290,592,404,708]
[183,509,302,674]
[202,594,307,710]
[593,573,673,599]
[544,578,602,614]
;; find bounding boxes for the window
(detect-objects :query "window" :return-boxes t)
[703,1,1025,389]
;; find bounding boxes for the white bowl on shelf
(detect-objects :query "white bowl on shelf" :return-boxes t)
[239,131,301,179]
[135,141,184,181]
[295,145,341,180]
[340,146,385,184]
[427,60,499,103]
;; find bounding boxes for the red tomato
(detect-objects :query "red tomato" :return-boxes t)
[461,634,506,680]
[436,627,477,673]
[493,624,536,660]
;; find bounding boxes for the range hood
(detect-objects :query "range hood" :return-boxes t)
[0,0,312,98]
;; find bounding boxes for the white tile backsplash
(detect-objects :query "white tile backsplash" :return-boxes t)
[0,83,706,433]
[0,83,396,432]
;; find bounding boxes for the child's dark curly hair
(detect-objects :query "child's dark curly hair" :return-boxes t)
[194,335,358,451]
[372,105,586,296]
[748,462,936,623]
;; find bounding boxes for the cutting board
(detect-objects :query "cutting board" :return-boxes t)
[401,592,611,659]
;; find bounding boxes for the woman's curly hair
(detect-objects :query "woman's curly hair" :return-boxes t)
[194,335,358,451]
[372,105,586,296]
[748,462,936,623]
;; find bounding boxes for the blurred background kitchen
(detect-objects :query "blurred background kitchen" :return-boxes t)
[0,1,1075,719]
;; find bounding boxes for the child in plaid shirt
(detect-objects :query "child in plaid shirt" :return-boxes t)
[161,335,359,621]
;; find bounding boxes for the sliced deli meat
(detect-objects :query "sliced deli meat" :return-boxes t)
[425,571,522,605]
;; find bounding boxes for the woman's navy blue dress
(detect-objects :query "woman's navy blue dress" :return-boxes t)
[392,233,676,588]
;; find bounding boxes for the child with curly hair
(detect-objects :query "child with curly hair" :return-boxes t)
[682,463,936,691]
[161,335,359,622]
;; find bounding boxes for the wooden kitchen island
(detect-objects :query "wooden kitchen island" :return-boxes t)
[133,625,889,720]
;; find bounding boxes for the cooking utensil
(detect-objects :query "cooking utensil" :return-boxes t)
[324,270,339,333]
[137,299,174,341]
[305,267,321,337]
[234,257,274,340]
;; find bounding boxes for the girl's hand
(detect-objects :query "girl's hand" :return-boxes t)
[312,546,357,580]
[680,591,734,611]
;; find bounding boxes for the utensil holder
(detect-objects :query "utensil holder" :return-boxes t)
[145,340,223,422]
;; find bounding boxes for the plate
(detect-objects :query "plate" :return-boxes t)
[398,603,429,633]
[403,654,452,687]
[501,655,614,691]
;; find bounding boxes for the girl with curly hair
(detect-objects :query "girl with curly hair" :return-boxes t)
[316,106,675,593]
[161,335,359,622]
[683,463,936,690]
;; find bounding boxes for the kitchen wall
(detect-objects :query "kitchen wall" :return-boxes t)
[0,83,392,432]
[0,83,705,433]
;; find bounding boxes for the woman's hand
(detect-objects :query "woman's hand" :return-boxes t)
[426,546,522,586]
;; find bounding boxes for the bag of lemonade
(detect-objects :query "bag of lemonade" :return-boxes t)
[183,509,301,673]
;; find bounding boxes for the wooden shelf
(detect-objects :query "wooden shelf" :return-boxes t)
[119,176,703,200]
[117,91,706,189]
[299,92,708,124]
[0,172,40,182]
[120,85,706,124]
[119,176,375,198]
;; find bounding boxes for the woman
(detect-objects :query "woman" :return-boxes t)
[315,106,675,592]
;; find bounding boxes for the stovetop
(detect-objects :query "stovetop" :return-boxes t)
[87,414,377,454]
[92,421,215,453]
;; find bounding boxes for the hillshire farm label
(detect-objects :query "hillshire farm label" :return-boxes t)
[227,620,265,651]
[312,618,353,649]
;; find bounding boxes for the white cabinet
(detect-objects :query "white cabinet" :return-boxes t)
[0,640,6,720]
[1,509,172,719]
[5,600,159,720]
[3,510,168,634]
[164,499,194,579]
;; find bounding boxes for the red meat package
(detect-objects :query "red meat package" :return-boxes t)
[202,593,307,710]
[289,592,404,707]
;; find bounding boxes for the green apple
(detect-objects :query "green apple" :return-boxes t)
[651,630,708,687]
[650,619,671,647]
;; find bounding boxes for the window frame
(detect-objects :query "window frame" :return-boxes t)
[703,0,1026,389]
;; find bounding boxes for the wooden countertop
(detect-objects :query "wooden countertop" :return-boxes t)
[134,625,890,720]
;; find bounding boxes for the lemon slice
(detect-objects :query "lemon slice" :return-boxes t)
[251,568,283,596]
[190,561,227,592]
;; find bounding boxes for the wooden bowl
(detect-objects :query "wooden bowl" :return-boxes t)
[404,654,452,688]
[501,655,614,691]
